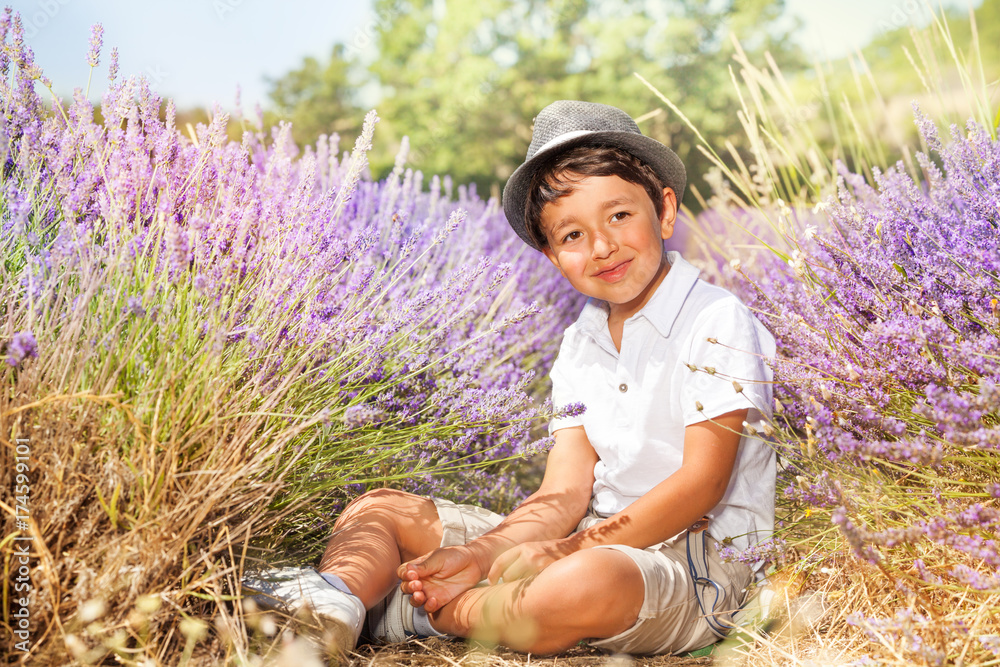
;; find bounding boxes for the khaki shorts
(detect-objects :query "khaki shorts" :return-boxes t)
[433,497,753,655]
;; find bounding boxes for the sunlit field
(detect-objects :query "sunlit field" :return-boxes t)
[2,5,999,666]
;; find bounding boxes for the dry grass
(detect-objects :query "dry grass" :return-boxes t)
[350,640,712,666]
[191,597,723,667]
[1,362,318,663]
[724,546,1000,666]
[201,566,861,667]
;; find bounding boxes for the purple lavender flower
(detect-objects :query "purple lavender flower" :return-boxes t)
[717,535,788,568]
[165,223,191,277]
[86,24,103,67]
[0,8,585,570]
[949,564,1000,591]
[126,296,145,317]
[343,405,387,429]
[3,180,29,234]
[107,47,119,83]
[694,104,1000,665]
[848,610,947,666]
[6,331,37,366]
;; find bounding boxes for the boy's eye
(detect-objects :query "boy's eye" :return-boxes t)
[562,230,582,243]
[611,211,630,222]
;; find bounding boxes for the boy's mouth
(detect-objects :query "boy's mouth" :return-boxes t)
[594,260,631,282]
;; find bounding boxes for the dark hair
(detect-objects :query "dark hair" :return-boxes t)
[524,143,667,248]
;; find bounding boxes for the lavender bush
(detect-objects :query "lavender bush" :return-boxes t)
[1,14,581,663]
[663,73,1000,667]
[730,111,1000,645]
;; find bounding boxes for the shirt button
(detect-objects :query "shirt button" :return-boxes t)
[618,383,628,393]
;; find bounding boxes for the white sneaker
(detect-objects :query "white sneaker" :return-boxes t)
[367,584,415,643]
[242,566,365,653]
[367,584,443,643]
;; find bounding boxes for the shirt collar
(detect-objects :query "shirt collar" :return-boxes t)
[575,251,702,341]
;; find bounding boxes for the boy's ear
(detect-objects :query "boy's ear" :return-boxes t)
[659,187,678,240]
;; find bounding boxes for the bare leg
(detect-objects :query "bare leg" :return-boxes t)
[430,548,645,654]
[317,489,443,608]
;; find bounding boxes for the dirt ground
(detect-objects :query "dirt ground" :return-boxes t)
[241,597,737,666]
[347,638,715,666]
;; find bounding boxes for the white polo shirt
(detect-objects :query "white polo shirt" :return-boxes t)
[549,251,776,552]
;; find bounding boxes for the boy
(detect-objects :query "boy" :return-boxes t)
[243,100,776,658]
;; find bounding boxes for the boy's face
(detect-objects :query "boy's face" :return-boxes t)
[540,174,677,322]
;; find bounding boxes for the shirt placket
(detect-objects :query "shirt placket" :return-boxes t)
[614,322,638,431]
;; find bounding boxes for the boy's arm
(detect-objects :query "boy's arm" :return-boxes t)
[467,425,598,561]
[398,426,597,611]
[488,408,747,583]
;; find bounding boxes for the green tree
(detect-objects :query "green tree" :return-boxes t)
[267,43,364,147]
[269,0,806,202]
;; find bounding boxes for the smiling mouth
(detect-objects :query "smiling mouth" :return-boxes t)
[594,260,630,281]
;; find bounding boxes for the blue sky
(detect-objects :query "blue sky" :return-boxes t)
[9,0,982,111]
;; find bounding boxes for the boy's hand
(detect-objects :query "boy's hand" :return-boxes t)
[397,546,486,612]
[486,539,575,584]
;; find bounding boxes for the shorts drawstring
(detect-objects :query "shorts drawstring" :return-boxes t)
[685,520,734,640]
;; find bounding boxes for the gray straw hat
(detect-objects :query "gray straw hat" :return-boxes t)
[502,100,686,250]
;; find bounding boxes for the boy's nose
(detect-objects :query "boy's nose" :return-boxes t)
[591,232,618,258]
